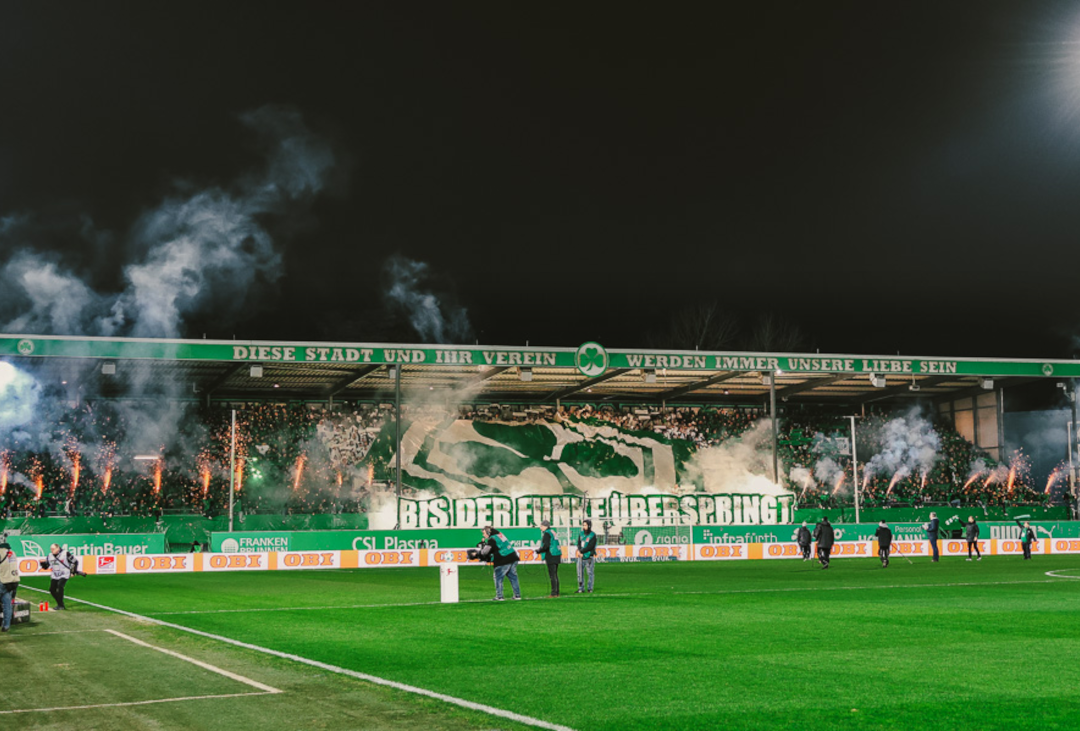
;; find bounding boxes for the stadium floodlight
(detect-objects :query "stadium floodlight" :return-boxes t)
[870,374,886,388]
[519,367,533,381]
[644,369,657,383]
[249,365,263,378]
[980,378,994,390]
[101,362,116,375]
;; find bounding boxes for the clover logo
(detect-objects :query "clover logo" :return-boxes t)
[16,339,34,355]
[575,342,608,377]
[1042,363,1054,376]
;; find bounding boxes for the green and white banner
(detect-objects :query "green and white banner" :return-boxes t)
[2,533,166,558]
[2,334,1076,378]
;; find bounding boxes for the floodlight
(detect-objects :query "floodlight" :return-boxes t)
[249,365,263,378]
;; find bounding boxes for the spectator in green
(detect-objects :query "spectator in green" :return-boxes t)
[537,520,562,597]
[576,519,597,594]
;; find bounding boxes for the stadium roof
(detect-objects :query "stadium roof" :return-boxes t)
[2,334,1073,407]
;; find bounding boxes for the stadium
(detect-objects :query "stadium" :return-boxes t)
[1,333,1078,731]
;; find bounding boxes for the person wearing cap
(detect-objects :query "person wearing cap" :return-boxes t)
[0,541,20,632]
[874,521,892,568]
[1015,518,1036,560]
[924,513,940,562]
[964,516,981,561]
[811,516,834,569]
[796,521,812,561]
[40,543,77,609]
[537,520,562,597]
[575,519,597,594]
[479,526,521,601]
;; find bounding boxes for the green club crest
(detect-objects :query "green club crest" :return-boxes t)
[1042,363,1054,376]
[16,339,34,355]
[575,342,608,377]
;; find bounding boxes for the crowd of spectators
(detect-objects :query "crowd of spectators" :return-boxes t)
[0,401,1061,519]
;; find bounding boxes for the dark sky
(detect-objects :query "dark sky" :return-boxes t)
[3,2,1080,357]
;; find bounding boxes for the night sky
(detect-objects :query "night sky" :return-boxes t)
[3,3,1080,358]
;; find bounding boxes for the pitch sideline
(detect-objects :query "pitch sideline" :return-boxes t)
[17,585,576,731]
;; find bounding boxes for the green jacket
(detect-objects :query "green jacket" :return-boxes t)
[539,528,562,561]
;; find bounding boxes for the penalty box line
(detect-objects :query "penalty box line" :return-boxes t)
[20,587,578,731]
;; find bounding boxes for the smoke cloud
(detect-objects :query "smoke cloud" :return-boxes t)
[863,411,940,482]
[383,255,471,344]
[0,105,335,339]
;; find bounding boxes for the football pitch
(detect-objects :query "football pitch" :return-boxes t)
[8,556,1080,731]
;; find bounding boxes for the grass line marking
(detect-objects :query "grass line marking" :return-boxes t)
[105,629,282,693]
[0,692,273,716]
[1045,569,1080,579]
[17,586,577,731]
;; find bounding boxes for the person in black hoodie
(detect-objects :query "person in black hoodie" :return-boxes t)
[575,519,597,593]
[812,517,834,569]
[874,521,892,568]
[796,521,812,561]
[964,516,981,561]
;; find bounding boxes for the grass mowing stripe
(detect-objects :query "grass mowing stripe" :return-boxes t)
[135,576,1070,616]
[106,629,283,693]
[0,692,272,716]
[18,585,577,731]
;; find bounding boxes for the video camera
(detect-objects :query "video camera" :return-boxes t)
[466,541,491,563]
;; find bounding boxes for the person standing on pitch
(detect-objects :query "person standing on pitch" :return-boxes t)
[575,519,597,593]
[874,521,892,568]
[537,519,562,597]
[40,543,78,610]
[0,541,20,632]
[796,521,812,561]
[965,516,981,561]
[1015,518,1036,560]
[924,512,940,562]
[812,516,834,569]
[480,526,521,601]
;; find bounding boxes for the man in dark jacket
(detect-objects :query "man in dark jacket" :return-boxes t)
[796,521,812,561]
[575,519,597,594]
[812,517,834,569]
[924,513,940,562]
[479,526,521,601]
[874,521,892,568]
[537,520,562,597]
[1015,518,1036,560]
[964,516,981,561]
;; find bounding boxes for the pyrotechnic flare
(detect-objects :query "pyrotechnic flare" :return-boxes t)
[886,471,904,497]
[1045,466,1065,494]
[153,459,163,493]
[0,451,8,495]
[964,471,983,491]
[293,454,306,490]
[235,458,245,492]
[832,472,845,495]
[367,463,374,487]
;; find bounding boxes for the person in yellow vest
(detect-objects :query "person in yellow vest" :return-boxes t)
[0,541,20,632]
[537,520,562,597]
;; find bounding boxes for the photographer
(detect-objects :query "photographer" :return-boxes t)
[0,541,19,632]
[40,543,84,610]
[476,526,521,601]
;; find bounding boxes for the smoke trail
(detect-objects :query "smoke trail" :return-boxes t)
[0,105,336,339]
[383,255,471,344]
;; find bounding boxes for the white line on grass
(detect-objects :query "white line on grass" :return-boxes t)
[105,630,282,693]
[0,692,273,716]
[17,586,576,731]
[1045,569,1080,579]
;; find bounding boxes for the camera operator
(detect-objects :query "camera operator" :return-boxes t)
[0,541,20,632]
[40,543,83,610]
[478,526,521,601]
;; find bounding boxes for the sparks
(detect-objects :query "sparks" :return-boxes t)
[885,471,903,497]
[293,454,306,491]
[235,458,245,492]
[0,451,8,496]
[831,472,845,495]
[1045,466,1065,494]
[153,459,163,493]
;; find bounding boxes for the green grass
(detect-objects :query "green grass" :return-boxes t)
[14,556,1080,731]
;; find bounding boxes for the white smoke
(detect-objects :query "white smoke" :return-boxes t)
[384,256,471,344]
[0,362,39,430]
[685,419,791,496]
[0,105,335,339]
[863,413,940,482]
